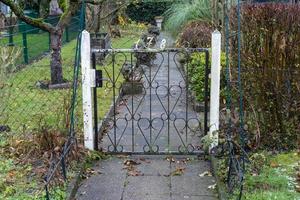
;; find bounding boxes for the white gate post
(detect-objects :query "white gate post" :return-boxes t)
[209,30,221,150]
[81,30,94,150]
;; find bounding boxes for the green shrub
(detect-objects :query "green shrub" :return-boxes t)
[125,1,172,24]
[188,52,226,102]
[230,3,300,150]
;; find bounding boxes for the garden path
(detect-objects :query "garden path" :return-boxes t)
[75,32,217,200]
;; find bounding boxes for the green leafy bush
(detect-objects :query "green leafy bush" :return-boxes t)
[125,1,172,24]
[230,3,300,150]
[188,52,226,102]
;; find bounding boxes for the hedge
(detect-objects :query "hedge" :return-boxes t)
[230,3,300,150]
[125,1,172,24]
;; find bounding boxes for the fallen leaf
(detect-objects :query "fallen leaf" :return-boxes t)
[54,146,60,152]
[208,184,216,189]
[128,169,143,176]
[124,159,141,166]
[166,156,175,163]
[270,161,279,168]
[198,171,212,177]
[170,167,185,176]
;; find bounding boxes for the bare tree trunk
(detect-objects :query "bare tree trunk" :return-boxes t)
[50,30,64,84]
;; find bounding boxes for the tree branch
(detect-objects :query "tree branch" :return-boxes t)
[97,1,131,21]
[0,0,54,32]
[57,0,81,29]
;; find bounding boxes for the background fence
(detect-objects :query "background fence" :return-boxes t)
[0,14,82,134]
[0,14,80,64]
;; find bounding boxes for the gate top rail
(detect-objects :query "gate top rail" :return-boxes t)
[92,48,209,54]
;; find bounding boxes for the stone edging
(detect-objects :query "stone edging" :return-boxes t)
[210,155,228,200]
[66,161,85,200]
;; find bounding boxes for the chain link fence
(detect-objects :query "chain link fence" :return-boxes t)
[0,14,82,134]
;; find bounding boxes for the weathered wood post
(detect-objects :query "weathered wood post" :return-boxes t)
[209,30,221,150]
[81,30,94,150]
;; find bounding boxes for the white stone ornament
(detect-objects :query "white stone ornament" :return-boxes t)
[49,0,63,16]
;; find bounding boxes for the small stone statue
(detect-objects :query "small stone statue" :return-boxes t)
[121,62,142,82]
[49,0,63,16]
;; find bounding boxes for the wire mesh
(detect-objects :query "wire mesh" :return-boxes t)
[0,14,82,133]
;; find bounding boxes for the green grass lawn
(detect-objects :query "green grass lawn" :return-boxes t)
[0,31,49,63]
[242,152,300,200]
[0,28,79,64]
[220,151,300,200]
[0,25,142,199]
[0,28,140,133]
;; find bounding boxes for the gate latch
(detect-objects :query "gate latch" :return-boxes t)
[95,70,103,88]
[90,69,103,88]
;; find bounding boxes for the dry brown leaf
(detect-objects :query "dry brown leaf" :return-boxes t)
[170,167,185,176]
[128,169,143,176]
[270,161,279,168]
[124,159,141,166]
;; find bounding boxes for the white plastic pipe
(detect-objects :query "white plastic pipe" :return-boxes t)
[209,30,222,150]
[81,30,94,150]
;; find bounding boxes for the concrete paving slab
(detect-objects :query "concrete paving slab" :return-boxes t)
[171,159,212,176]
[135,158,170,176]
[123,194,171,200]
[171,176,216,196]
[93,157,127,175]
[75,174,126,200]
[171,195,218,200]
[123,176,170,197]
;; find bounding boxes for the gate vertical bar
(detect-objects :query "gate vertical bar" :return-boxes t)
[167,51,170,152]
[185,51,189,146]
[112,53,117,151]
[204,50,209,135]
[149,57,152,151]
[81,30,94,150]
[130,53,135,152]
[92,53,99,151]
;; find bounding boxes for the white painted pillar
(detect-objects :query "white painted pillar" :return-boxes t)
[81,30,94,150]
[209,30,221,150]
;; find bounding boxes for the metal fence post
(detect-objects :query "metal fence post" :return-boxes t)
[209,30,221,151]
[48,32,51,51]
[8,27,14,46]
[81,30,94,150]
[22,30,29,64]
[65,26,69,42]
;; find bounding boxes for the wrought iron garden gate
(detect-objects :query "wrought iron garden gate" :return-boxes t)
[91,48,209,154]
